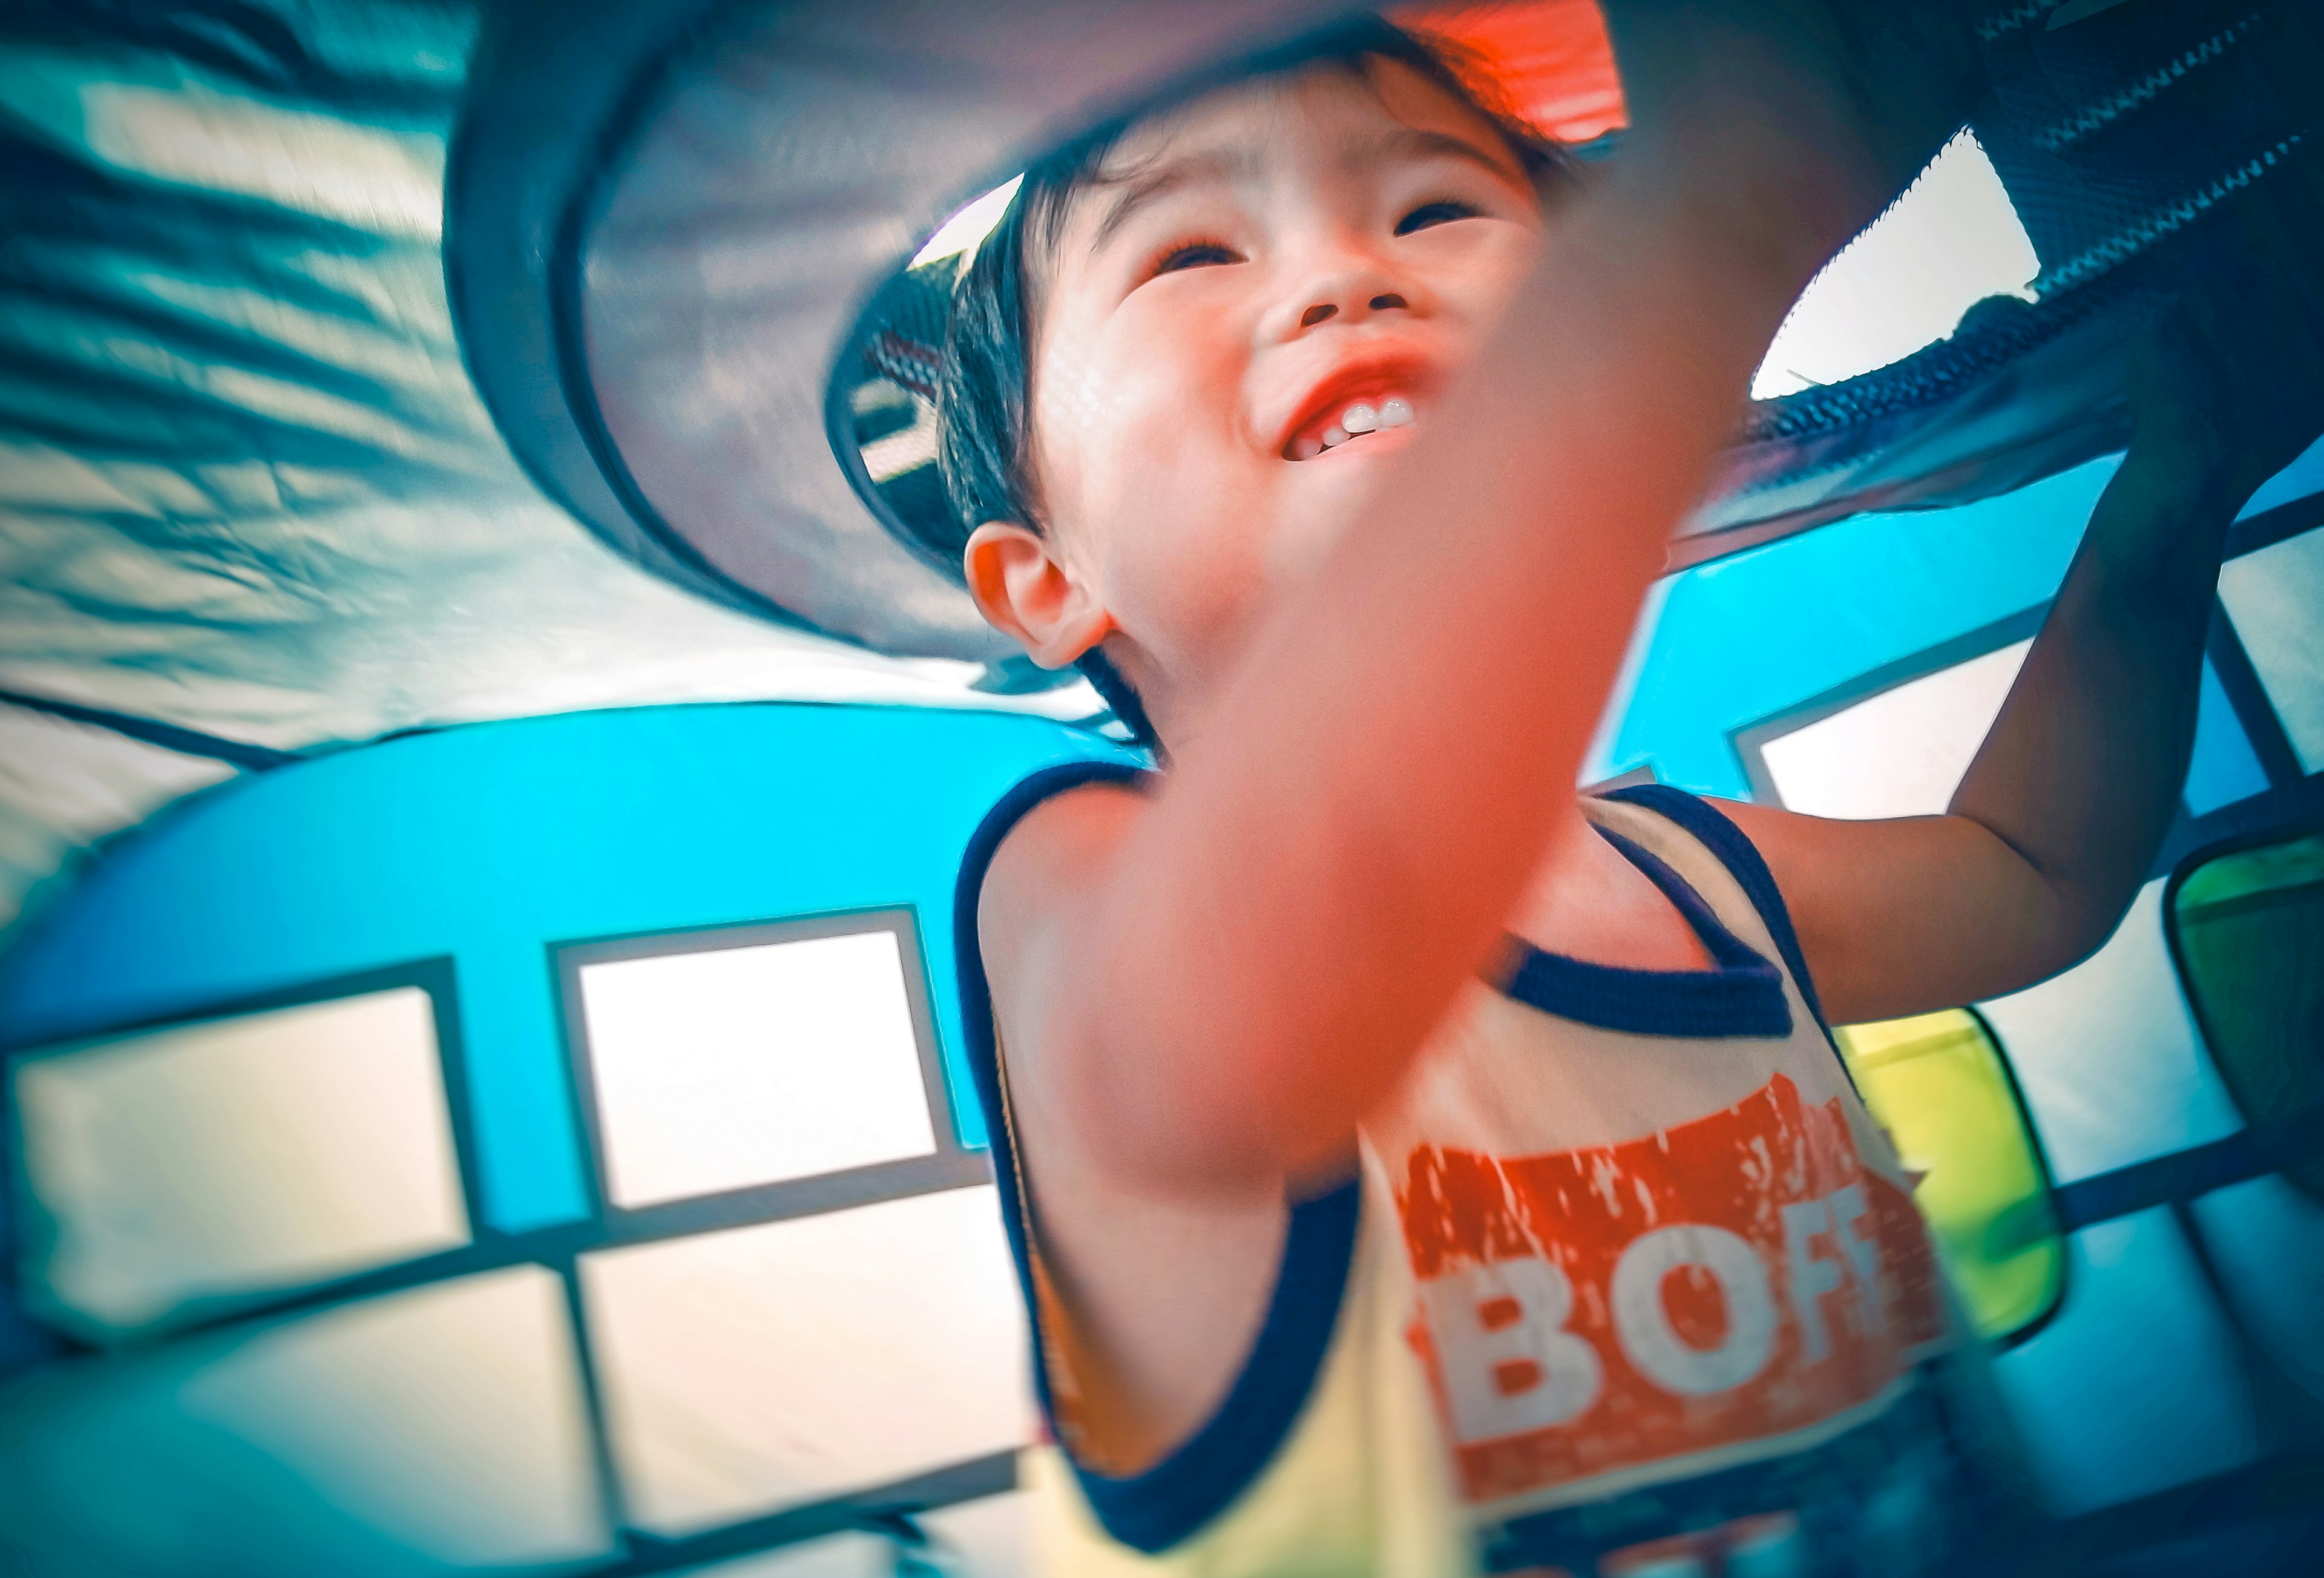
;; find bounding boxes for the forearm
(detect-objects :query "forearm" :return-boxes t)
[1949,454,2236,961]
[1067,128,1871,1187]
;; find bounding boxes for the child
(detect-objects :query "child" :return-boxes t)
[904,8,2324,1574]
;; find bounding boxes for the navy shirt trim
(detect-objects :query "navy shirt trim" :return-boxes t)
[953,760,1360,1554]
[1497,820,1793,1039]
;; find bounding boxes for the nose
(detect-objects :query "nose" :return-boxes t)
[1299,292,1407,329]
[1264,241,1427,342]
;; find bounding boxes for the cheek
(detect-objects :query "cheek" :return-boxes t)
[1471,225,1544,311]
[1097,432,1280,676]
[1423,223,1544,326]
[1046,315,1284,663]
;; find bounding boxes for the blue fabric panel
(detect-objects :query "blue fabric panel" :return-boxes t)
[0,705,1132,1230]
[2183,659,2272,817]
[1991,1208,2259,1516]
[1589,457,2115,795]
[2236,432,2324,521]
[2190,1175,2324,1399]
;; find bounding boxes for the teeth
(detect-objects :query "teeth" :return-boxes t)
[1288,393,1417,458]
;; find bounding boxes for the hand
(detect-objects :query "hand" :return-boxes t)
[2129,166,2324,515]
[1601,1,1983,240]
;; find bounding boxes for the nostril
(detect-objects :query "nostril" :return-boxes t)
[1300,303,1337,327]
[1370,293,1407,311]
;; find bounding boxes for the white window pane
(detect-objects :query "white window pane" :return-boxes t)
[182,1266,612,1566]
[2220,526,2324,773]
[1980,882,2244,1182]
[582,1187,1030,1534]
[1760,639,2031,819]
[579,929,937,1208]
[12,986,469,1331]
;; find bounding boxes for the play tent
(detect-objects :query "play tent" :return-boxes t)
[1,1,2320,1573]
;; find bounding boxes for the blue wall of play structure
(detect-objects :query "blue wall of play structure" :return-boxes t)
[1591,452,2275,814]
[0,705,1134,1232]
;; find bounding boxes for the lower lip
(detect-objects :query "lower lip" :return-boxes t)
[1305,423,1417,462]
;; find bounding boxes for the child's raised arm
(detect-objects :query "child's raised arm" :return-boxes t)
[983,4,1978,1194]
[1722,174,2324,1025]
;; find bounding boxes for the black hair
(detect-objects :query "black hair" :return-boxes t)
[930,15,1577,745]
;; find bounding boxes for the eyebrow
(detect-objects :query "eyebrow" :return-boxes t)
[1350,125,1524,185]
[1082,120,1524,257]
[1086,150,1248,255]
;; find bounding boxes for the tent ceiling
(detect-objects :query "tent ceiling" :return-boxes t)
[453,0,2319,659]
[0,0,1093,935]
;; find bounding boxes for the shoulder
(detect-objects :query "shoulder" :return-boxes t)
[979,774,1147,946]
[960,761,1154,992]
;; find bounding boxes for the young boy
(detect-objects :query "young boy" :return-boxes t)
[907,8,2324,1574]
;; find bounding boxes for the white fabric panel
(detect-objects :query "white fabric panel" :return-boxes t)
[1753,131,2038,400]
[581,1186,1030,1534]
[12,986,469,1330]
[919,1492,1033,1576]
[1994,1209,2259,1515]
[680,1492,1028,1578]
[0,702,235,933]
[2191,1175,2324,1399]
[2219,525,2324,774]
[0,20,1088,784]
[1980,881,2244,1183]
[1760,640,2030,819]
[579,929,937,1208]
[180,1265,611,1566]
[683,1537,874,1577]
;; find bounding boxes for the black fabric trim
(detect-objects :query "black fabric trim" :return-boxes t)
[2049,1104,2324,1231]
[1497,823,1793,1039]
[0,687,291,771]
[1604,784,1834,1032]
[951,761,1362,1555]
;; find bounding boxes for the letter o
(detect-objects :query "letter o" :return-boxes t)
[1611,1224,1777,1396]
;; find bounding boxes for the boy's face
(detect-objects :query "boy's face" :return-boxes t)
[997,61,1548,717]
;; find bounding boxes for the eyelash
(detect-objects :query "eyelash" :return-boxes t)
[1396,199,1482,234]
[1152,240,1239,275]
[1144,199,1483,278]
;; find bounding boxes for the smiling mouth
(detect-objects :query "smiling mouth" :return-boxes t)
[1284,394,1417,461]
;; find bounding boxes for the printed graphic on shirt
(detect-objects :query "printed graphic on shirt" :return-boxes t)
[1399,1072,1945,1509]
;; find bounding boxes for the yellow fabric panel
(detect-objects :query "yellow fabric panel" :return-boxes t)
[1833,1011,2061,1340]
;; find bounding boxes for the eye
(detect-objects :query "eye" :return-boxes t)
[1153,240,1239,275]
[1395,200,1481,235]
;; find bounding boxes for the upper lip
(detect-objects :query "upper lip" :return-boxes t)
[1269,347,1440,458]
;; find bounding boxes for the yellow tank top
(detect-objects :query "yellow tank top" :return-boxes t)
[956,774,1967,1577]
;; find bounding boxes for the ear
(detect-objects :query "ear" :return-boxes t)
[963,521,1114,668]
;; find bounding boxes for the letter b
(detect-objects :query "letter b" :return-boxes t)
[1420,1257,1604,1443]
